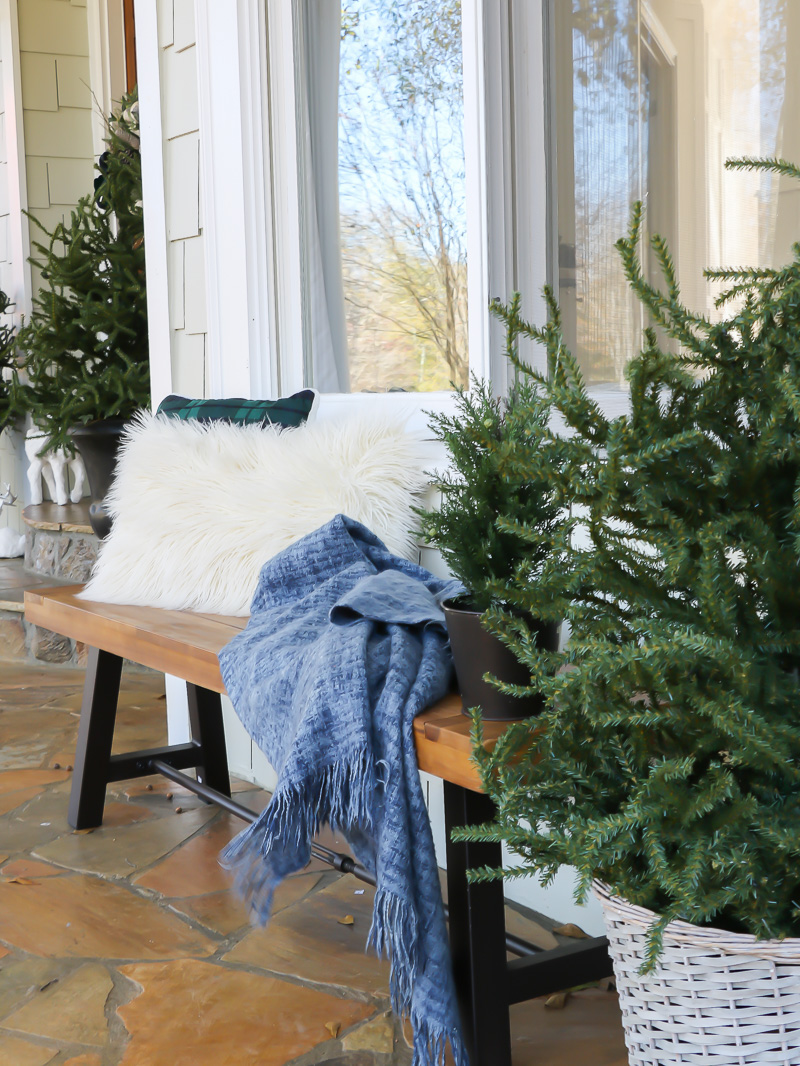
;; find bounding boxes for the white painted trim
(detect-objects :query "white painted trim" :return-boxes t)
[194,0,275,398]
[462,0,491,386]
[135,1,188,742]
[0,0,31,325]
[265,0,305,396]
[481,0,513,391]
[87,0,127,158]
[134,1,172,405]
[509,0,549,375]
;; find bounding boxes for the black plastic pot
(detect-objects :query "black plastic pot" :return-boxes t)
[69,419,127,539]
[443,600,560,721]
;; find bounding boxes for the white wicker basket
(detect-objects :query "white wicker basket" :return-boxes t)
[594,881,800,1066]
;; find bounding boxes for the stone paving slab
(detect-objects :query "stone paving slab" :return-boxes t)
[0,661,627,1066]
[118,959,375,1066]
[2,962,113,1047]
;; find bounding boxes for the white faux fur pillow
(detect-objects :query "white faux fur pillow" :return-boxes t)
[81,411,430,616]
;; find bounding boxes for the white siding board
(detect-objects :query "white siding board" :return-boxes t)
[0,58,5,111]
[182,234,206,334]
[20,52,58,111]
[168,237,184,330]
[0,429,25,533]
[0,115,7,164]
[47,156,93,204]
[171,329,205,396]
[0,157,9,215]
[55,54,93,109]
[172,0,195,52]
[165,132,199,239]
[23,107,93,157]
[0,262,13,299]
[25,156,49,208]
[162,43,198,140]
[158,0,174,49]
[0,215,8,262]
[18,0,89,56]
[28,205,68,240]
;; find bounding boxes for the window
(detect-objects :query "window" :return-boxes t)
[292,0,470,395]
[550,0,800,389]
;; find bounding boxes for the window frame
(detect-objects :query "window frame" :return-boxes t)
[193,0,550,418]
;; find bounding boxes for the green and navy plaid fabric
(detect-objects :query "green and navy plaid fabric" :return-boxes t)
[156,390,317,429]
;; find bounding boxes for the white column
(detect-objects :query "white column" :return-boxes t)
[87,0,127,158]
[0,0,31,324]
[194,0,276,399]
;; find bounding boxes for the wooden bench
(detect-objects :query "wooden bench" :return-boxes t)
[25,584,613,1066]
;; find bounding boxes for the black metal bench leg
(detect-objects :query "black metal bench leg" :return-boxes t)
[444,781,512,1066]
[187,683,231,798]
[68,647,123,830]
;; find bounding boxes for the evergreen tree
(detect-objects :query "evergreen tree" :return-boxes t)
[416,308,560,613]
[0,290,17,429]
[13,90,149,452]
[462,158,800,965]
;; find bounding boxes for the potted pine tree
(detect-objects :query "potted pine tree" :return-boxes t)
[13,90,149,536]
[416,310,563,720]
[463,158,800,1063]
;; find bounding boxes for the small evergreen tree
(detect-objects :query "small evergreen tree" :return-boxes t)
[0,291,17,430]
[416,304,561,612]
[13,90,149,452]
[463,158,800,965]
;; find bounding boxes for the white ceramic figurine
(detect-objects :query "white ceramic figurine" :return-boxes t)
[25,428,86,507]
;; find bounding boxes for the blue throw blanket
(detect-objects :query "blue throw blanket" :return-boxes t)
[218,515,467,1066]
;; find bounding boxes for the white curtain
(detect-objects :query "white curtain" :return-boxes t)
[296,0,350,392]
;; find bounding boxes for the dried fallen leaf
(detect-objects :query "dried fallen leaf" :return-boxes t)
[544,992,570,1010]
[73,828,95,835]
[324,1021,341,1038]
[5,877,38,885]
[553,923,589,939]
[338,915,355,926]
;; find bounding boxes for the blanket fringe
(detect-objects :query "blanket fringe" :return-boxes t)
[220,748,375,923]
[370,887,419,1007]
[219,748,468,1066]
[408,1009,469,1066]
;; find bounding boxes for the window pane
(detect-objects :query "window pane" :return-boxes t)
[337,0,468,392]
[552,0,799,388]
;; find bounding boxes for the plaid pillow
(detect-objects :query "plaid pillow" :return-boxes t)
[156,390,317,429]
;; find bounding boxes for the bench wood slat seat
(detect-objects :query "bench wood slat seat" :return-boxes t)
[24,584,612,1066]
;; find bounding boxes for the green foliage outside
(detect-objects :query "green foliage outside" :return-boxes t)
[459,157,800,965]
[416,311,560,612]
[11,89,149,452]
[0,291,17,430]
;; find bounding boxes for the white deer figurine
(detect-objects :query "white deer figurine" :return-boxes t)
[0,483,24,557]
[25,428,86,507]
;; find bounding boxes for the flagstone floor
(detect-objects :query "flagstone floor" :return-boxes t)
[0,662,628,1066]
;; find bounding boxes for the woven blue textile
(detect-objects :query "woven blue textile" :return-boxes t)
[218,515,467,1066]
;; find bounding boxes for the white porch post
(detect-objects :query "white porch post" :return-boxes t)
[86,0,127,158]
[135,0,190,743]
[0,0,31,325]
[193,0,276,399]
